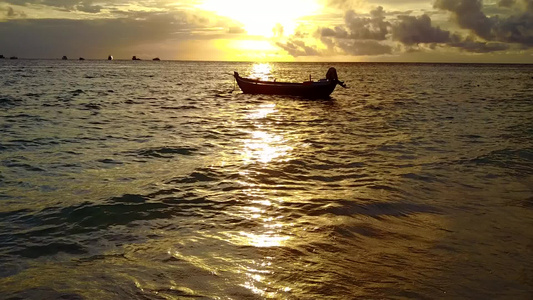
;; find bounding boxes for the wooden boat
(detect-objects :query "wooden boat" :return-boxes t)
[234,67,346,98]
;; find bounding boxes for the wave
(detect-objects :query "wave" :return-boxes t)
[131,146,197,159]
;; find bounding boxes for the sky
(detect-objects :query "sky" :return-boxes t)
[0,0,532,62]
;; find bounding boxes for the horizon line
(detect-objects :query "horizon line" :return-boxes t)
[1,57,532,65]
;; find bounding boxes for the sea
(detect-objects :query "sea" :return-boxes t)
[0,59,532,299]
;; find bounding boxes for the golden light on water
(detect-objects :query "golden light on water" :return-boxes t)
[241,102,294,164]
[241,231,290,248]
[218,100,297,297]
[247,63,273,81]
[242,131,292,164]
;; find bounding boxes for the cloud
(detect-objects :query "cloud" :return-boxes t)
[493,10,533,46]
[4,0,88,12]
[1,0,531,61]
[337,6,390,40]
[336,39,392,55]
[276,6,393,57]
[498,0,515,8]
[449,35,510,52]
[391,14,451,45]
[278,4,520,58]
[228,26,246,34]
[435,0,533,47]
[0,10,230,58]
[276,39,320,56]
[434,0,496,40]
[76,1,102,13]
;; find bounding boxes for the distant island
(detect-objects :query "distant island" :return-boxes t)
[153,57,160,61]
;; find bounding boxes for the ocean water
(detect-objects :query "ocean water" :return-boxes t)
[0,60,532,299]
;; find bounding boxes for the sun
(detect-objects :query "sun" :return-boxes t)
[198,0,320,37]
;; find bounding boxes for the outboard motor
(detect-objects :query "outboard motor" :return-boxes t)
[326,67,338,81]
[326,67,346,88]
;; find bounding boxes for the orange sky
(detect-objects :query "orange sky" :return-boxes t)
[0,0,532,62]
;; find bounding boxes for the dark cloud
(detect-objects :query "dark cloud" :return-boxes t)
[276,39,319,56]
[435,0,533,47]
[493,11,533,45]
[343,6,390,40]
[318,6,391,41]
[336,39,392,55]
[498,0,515,7]
[278,6,393,57]
[392,14,451,45]
[76,1,102,13]
[4,0,122,13]
[0,11,224,58]
[280,4,517,58]
[321,26,349,38]
[315,6,437,56]
[434,0,495,40]
[228,26,246,34]
[450,35,510,51]
[5,0,79,11]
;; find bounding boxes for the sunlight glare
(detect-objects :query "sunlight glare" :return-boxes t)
[240,231,290,248]
[243,131,292,164]
[198,0,320,37]
[248,63,272,81]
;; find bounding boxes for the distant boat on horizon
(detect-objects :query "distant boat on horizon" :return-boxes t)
[0,55,5,59]
[62,56,68,60]
[10,56,18,60]
[79,57,85,60]
[108,55,113,60]
[132,56,141,60]
[153,57,160,61]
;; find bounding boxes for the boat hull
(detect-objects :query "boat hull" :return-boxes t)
[234,74,338,98]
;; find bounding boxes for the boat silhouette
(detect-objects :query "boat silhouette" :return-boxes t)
[234,67,346,98]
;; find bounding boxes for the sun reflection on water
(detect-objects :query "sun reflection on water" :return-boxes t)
[232,102,296,297]
[240,104,294,165]
[249,63,272,81]
[241,231,290,248]
[246,103,276,119]
[243,131,293,164]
